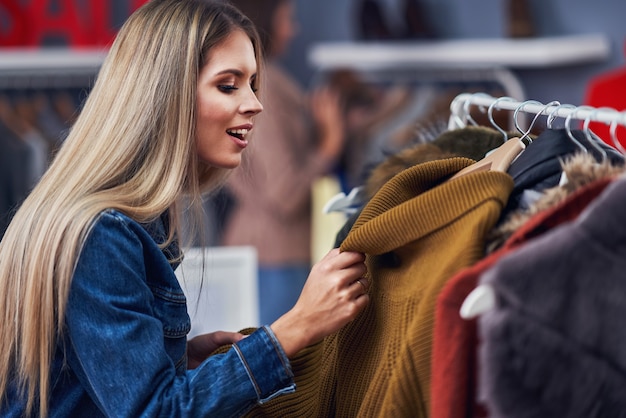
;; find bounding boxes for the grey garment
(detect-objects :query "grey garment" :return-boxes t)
[0,123,31,238]
[22,130,49,186]
[478,173,626,418]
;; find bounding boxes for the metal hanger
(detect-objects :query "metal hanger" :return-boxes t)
[487,96,517,143]
[609,111,626,155]
[448,94,468,129]
[546,103,576,129]
[513,99,560,144]
[564,106,591,155]
[462,92,492,127]
[582,106,615,162]
[448,97,528,182]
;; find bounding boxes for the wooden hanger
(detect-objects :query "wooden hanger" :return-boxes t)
[448,137,525,180]
[449,99,563,181]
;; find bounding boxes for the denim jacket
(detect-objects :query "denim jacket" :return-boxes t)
[3,210,295,417]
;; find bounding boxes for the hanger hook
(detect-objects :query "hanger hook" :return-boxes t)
[462,92,492,127]
[583,106,615,162]
[564,107,589,154]
[609,111,626,155]
[546,103,576,129]
[513,100,541,137]
[487,96,516,143]
[514,100,560,142]
[449,94,469,129]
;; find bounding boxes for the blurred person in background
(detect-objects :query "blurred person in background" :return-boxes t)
[223,0,347,324]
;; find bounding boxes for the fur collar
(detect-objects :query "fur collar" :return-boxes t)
[486,152,625,253]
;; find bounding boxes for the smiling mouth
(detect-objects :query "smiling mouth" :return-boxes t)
[227,128,250,141]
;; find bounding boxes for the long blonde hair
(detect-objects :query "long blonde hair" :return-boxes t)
[0,0,262,416]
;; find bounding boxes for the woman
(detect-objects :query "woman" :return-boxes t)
[0,1,369,416]
[223,0,346,325]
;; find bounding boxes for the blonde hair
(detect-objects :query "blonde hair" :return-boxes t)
[0,0,262,416]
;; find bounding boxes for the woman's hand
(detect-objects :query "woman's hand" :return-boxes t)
[270,248,369,357]
[187,331,246,369]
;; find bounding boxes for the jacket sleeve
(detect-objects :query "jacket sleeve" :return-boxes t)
[65,212,295,417]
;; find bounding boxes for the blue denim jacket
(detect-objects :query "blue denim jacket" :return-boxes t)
[3,210,295,417]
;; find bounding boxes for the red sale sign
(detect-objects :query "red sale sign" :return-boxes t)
[0,0,150,47]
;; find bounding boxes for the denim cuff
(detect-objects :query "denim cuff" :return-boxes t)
[234,325,296,403]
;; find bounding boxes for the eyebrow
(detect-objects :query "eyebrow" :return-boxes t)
[215,68,257,79]
[216,68,243,77]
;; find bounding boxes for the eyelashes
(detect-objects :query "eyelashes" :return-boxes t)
[218,84,259,94]
[218,85,237,93]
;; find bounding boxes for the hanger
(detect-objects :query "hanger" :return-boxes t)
[448,99,555,181]
[487,96,517,142]
[462,92,493,127]
[582,106,613,162]
[514,99,561,143]
[323,185,366,215]
[545,103,576,129]
[448,93,467,130]
[459,284,496,319]
[564,106,592,155]
[609,111,626,155]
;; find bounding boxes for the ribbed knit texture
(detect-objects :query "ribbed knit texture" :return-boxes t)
[245,158,513,417]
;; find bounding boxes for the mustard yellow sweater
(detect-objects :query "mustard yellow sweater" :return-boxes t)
[246,157,513,417]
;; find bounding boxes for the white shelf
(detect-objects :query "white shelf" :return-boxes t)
[0,48,107,73]
[308,34,611,71]
[0,47,108,88]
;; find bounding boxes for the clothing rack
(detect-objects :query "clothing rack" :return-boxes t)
[449,92,626,133]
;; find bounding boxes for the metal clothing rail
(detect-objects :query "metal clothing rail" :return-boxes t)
[448,92,626,132]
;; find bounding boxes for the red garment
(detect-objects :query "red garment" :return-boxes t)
[583,42,626,150]
[430,176,614,418]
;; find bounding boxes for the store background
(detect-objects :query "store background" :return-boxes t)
[2,0,625,332]
[282,0,626,107]
[1,0,624,106]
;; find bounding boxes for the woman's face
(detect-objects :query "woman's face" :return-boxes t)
[196,29,263,169]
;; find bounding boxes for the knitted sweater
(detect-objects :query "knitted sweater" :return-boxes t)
[245,157,513,417]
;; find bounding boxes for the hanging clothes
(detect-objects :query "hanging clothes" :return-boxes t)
[500,128,624,219]
[477,172,626,417]
[431,152,622,418]
[221,92,626,418]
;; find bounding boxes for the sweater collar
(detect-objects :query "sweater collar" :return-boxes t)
[341,158,513,255]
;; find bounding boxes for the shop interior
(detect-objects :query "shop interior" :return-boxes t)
[2,1,626,414]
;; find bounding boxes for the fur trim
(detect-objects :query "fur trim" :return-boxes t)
[486,152,625,253]
[480,309,626,417]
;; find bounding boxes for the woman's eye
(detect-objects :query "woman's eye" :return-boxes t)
[218,85,238,93]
